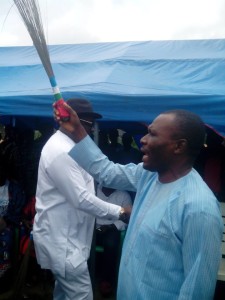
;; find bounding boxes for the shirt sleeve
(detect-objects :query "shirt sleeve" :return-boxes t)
[69,135,142,192]
[47,151,121,220]
[179,211,222,300]
[114,191,132,231]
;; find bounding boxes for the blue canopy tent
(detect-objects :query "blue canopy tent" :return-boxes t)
[0,39,225,136]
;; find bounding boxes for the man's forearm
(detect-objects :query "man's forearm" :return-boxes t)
[60,124,87,143]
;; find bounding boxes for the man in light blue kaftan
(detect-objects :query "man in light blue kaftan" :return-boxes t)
[56,106,223,300]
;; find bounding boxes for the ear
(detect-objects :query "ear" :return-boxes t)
[174,139,187,154]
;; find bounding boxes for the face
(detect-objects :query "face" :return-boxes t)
[79,117,95,136]
[140,113,180,174]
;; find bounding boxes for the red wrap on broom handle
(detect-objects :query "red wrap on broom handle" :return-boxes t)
[50,76,70,121]
[54,99,70,122]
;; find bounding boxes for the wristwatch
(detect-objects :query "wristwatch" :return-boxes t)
[119,208,129,223]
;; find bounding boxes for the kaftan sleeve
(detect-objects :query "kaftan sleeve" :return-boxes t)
[69,135,143,192]
[113,191,133,231]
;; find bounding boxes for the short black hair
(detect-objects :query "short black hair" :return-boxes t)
[163,109,206,158]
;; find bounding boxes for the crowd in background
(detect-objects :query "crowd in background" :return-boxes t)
[0,124,53,294]
[0,122,224,298]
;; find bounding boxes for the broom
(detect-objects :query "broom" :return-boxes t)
[13,0,69,120]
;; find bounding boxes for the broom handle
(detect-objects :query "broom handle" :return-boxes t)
[49,76,70,121]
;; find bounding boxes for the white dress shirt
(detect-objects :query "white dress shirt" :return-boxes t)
[33,130,120,277]
[96,185,132,231]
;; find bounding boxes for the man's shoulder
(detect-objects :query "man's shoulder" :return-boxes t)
[43,131,75,153]
[181,170,221,216]
[40,131,76,166]
[186,169,215,195]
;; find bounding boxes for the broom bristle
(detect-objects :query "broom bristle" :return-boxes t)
[14,0,70,120]
[14,0,54,78]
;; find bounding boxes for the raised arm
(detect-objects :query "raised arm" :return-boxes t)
[53,101,87,143]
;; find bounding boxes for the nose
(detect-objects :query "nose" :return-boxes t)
[140,134,147,145]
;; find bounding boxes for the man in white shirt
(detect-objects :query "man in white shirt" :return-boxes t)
[33,98,131,300]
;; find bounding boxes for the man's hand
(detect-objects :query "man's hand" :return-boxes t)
[119,205,132,224]
[53,102,87,143]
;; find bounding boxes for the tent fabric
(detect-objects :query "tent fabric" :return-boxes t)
[0,39,225,135]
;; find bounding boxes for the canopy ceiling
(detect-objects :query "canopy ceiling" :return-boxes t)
[0,39,225,135]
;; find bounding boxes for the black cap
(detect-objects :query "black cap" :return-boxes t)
[66,98,102,119]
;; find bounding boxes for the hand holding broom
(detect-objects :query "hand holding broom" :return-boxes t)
[13,0,70,121]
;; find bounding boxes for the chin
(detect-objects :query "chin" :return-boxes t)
[142,163,151,171]
[143,162,156,172]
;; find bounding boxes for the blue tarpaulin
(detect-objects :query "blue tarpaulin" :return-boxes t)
[0,39,225,135]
